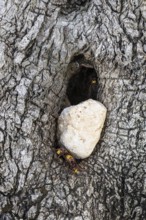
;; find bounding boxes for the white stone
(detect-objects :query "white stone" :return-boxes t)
[58,99,107,159]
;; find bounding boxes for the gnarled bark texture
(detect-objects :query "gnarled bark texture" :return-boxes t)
[0,0,146,219]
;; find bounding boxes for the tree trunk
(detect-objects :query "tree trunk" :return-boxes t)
[0,0,146,219]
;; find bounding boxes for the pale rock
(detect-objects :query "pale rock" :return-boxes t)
[58,99,107,159]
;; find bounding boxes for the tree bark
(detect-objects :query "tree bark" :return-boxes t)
[0,0,146,219]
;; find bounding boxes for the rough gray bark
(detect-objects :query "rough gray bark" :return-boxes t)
[0,0,146,219]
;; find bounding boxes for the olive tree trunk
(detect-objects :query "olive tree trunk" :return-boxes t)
[0,0,146,219]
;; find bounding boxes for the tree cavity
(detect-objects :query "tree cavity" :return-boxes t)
[66,64,98,105]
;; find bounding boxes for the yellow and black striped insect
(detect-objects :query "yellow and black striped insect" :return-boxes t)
[56,147,80,174]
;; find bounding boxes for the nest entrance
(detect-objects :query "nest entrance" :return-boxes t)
[66,65,98,105]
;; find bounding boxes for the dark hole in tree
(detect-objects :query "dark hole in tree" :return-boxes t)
[66,65,98,105]
[55,63,99,168]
